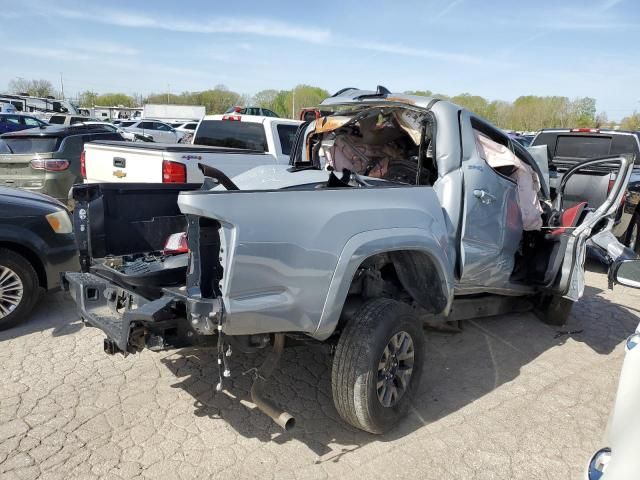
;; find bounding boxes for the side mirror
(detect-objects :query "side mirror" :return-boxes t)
[610,259,640,288]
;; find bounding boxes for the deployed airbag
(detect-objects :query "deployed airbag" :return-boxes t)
[474,131,543,231]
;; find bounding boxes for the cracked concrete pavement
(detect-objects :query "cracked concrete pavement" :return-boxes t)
[1,266,639,479]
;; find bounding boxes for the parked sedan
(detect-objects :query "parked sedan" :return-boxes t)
[0,187,78,330]
[0,113,48,134]
[119,119,183,143]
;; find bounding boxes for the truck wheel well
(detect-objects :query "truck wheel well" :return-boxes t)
[340,250,447,327]
[0,242,46,289]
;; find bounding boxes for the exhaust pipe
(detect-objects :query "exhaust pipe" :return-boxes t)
[250,333,295,431]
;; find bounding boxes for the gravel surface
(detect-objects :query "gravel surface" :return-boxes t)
[1,267,639,479]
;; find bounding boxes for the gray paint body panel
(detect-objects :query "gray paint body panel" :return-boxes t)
[178,177,453,339]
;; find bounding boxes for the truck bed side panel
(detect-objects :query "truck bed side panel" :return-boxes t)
[178,186,454,338]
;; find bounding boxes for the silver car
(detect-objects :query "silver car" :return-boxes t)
[64,88,634,433]
[119,119,183,143]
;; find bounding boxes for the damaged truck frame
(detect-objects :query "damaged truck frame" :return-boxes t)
[64,88,634,434]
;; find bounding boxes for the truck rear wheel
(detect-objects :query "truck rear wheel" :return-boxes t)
[331,298,424,434]
[533,294,574,326]
[0,248,40,331]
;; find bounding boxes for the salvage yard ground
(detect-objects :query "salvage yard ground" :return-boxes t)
[1,265,638,480]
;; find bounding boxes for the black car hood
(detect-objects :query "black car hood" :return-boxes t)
[0,186,66,210]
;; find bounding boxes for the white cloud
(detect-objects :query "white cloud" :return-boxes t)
[5,46,90,61]
[600,0,624,11]
[434,0,464,19]
[67,41,139,56]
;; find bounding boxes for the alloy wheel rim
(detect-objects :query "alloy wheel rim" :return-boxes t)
[377,330,415,408]
[0,266,23,318]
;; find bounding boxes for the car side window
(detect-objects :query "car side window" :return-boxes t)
[138,121,153,129]
[23,117,41,127]
[6,116,21,125]
[155,122,170,131]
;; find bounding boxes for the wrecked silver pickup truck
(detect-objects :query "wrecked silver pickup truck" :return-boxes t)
[64,88,633,434]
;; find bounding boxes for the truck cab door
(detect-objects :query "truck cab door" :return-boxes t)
[457,112,524,291]
[548,155,633,300]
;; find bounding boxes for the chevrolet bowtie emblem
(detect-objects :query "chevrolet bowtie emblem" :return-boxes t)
[113,170,127,178]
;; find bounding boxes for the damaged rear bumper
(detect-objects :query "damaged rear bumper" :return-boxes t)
[63,271,222,354]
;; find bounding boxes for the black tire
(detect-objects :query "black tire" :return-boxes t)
[624,212,640,255]
[0,248,40,331]
[331,298,425,434]
[533,294,574,326]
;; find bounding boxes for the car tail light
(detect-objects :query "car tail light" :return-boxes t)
[233,106,242,113]
[570,128,600,133]
[222,115,241,121]
[30,159,70,171]
[163,232,188,254]
[80,150,86,178]
[162,160,186,183]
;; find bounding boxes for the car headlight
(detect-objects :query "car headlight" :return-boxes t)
[588,448,611,480]
[45,210,73,234]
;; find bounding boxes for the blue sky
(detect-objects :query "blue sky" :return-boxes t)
[0,0,637,119]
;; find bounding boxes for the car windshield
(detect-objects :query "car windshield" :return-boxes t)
[0,137,60,154]
[120,121,136,127]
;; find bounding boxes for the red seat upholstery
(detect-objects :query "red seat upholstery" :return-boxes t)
[551,202,588,235]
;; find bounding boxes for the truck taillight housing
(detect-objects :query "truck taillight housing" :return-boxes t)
[163,232,189,255]
[80,150,86,178]
[222,115,241,121]
[30,159,70,171]
[162,160,186,183]
[570,128,600,133]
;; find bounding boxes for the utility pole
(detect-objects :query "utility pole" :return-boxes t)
[167,84,170,104]
[60,72,65,100]
[292,89,295,119]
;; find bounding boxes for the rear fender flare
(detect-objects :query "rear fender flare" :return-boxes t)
[313,228,454,340]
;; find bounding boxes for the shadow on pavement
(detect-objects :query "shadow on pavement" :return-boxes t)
[160,269,640,461]
[0,290,82,342]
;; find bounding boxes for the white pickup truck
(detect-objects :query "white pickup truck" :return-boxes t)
[82,115,301,183]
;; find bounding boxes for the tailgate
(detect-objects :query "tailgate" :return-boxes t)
[72,183,201,267]
[84,143,164,183]
[0,152,51,190]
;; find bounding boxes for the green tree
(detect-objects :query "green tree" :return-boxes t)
[78,90,99,107]
[621,112,640,131]
[266,85,330,118]
[8,77,56,97]
[571,97,597,127]
[404,90,433,97]
[93,93,136,107]
[253,89,279,110]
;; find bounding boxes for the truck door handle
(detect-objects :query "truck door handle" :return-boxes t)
[113,157,126,168]
[473,189,496,204]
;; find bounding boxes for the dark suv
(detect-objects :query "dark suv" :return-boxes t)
[0,187,78,330]
[532,128,640,252]
[0,124,123,205]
